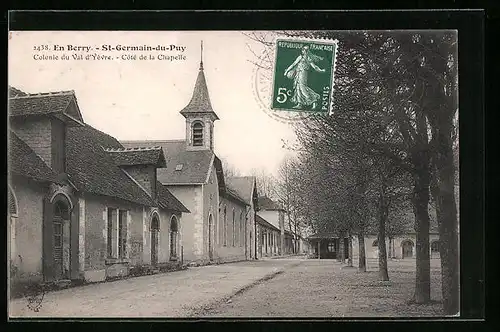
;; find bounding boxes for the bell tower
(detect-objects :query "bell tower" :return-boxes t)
[180,41,219,151]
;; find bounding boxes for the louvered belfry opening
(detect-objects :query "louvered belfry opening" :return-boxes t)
[192,122,204,146]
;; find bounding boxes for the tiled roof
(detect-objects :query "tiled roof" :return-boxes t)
[179,66,219,120]
[258,196,285,211]
[9,86,27,97]
[10,90,74,116]
[105,147,166,167]
[225,176,257,205]
[66,125,156,206]
[222,187,249,207]
[8,88,84,125]
[156,182,190,213]
[8,130,60,183]
[121,140,214,185]
[256,214,280,232]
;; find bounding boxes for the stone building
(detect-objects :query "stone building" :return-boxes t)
[8,87,189,291]
[307,209,442,261]
[255,215,281,258]
[257,196,296,255]
[224,176,259,260]
[121,45,256,265]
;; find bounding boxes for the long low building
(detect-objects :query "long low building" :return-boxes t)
[8,87,189,293]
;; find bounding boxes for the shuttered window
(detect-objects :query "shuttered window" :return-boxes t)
[107,208,114,257]
[118,210,127,259]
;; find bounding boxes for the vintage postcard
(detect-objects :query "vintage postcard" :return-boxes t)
[8,29,460,318]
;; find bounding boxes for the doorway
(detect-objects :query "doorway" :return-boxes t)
[402,240,414,258]
[53,200,70,280]
[208,214,214,261]
[151,215,159,266]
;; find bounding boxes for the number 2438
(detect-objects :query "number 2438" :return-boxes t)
[33,45,50,51]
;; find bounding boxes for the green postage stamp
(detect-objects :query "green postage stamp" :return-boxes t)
[271,38,338,113]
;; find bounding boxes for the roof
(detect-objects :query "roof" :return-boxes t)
[221,187,249,207]
[66,125,157,206]
[256,214,280,232]
[9,89,84,126]
[258,196,285,211]
[8,130,60,183]
[225,176,257,206]
[105,147,166,167]
[179,63,219,120]
[9,86,27,97]
[68,127,188,212]
[307,232,341,240]
[120,140,215,185]
[156,182,190,213]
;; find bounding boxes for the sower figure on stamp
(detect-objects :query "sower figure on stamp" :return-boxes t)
[284,45,326,110]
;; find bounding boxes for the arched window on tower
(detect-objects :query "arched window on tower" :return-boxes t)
[209,123,213,149]
[192,121,204,146]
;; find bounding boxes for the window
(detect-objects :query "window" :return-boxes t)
[192,122,204,146]
[107,208,114,257]
[8,187,18,216]
[372,239,378,247]
[223,207,227,246]
[170,216,178,259]
[107,208,128,259]
[240,211,244,247]
[209,123,213,149]
[232,209,236,246]
[431,241,440,253]
[328,242,335,252]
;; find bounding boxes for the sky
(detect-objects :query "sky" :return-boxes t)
[8,31,297,176]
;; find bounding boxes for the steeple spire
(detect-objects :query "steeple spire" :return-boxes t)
[200,40,204,70]
[179,40,219,121]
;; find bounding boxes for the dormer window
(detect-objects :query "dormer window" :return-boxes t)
[192,121,204,146]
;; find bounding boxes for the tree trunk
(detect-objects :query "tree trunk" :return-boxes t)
[358,233,366,272]
[435,125,460,315]
[413,169,431,303]
[293,217,299,254]
[348,235,353,267]
[378,199,390,281]
[388,237,393,260]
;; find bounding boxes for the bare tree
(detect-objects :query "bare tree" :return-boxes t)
[250,168,278,200]
[221,157,241,183]
[245,30,459,313]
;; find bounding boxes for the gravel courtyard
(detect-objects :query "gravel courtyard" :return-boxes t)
[196,258,444,317]
[9,257,445,318]
[9,259,300,318]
